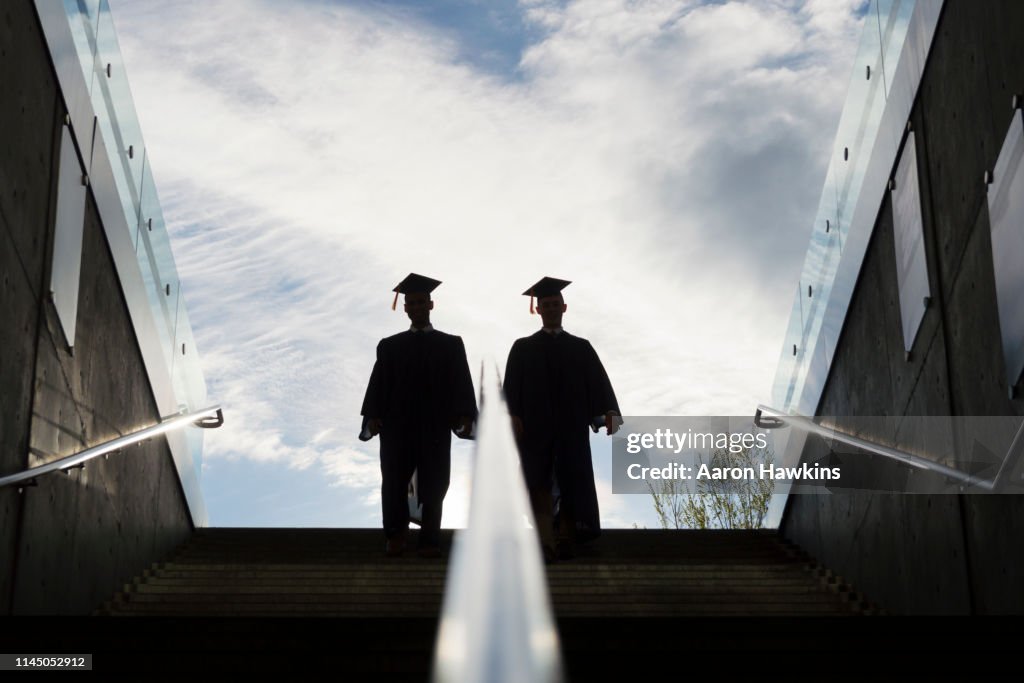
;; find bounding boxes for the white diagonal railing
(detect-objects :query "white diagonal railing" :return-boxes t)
[432,364,562,683]
[0,406,222,490]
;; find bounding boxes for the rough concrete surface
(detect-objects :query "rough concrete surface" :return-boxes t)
[2,0,192,614]
[782,0,1024,614]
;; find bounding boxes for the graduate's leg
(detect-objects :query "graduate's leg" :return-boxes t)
[554,432,602,545]
[551,440,575,546]
[380,430,415,544]
[550,478,576,560]
[415,432,451,550]
[523,439,557,559]
[418,506,441,549]
[528,485,558,558]
[557,496,576,544]
[417,474,448,551]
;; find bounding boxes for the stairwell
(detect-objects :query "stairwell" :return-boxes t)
[82,527,872,677]
[97,528,866,618]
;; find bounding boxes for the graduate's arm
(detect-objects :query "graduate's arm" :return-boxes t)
[359,340,388,439]
[451,336,477,436]
[503,340,526,440]
[584,340,621,434]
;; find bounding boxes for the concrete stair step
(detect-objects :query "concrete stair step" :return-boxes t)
[553,605,856,616]
[121,584,837,600]
[129,576,818,590]
[88,528,880,676]
[131,577,447,588]
[97,529,871,621]
[100,602,852,617]
[157,559,805,572]
[100,603,443,616]
[123,585,447,597]
[113,593,445,606]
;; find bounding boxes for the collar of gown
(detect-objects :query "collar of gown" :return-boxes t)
[542,327,564,335]
[409,324,434,332]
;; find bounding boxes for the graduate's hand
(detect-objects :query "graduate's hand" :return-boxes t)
[367,418,383,436]
[455,416,474,437]
[511,415,525,441]
[605,411,622,435]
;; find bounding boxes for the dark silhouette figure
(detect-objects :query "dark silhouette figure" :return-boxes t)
[503,277,620,562]
[360,274,477,557]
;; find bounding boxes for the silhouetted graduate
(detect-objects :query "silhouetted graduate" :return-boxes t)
[360,274,477,557]
[503,277,620,562]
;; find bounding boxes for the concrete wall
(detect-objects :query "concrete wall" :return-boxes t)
[0,0,192,615]
[781,0,1024,614]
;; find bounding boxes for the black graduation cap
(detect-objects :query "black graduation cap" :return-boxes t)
[523,276,571,314]
[392,273,441,310]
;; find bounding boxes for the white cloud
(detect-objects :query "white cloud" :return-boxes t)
[108,0,864,527]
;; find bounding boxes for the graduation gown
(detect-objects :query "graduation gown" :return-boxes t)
[360,329,477,536]
[503,330,619,540]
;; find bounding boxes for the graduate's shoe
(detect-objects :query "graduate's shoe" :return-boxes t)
[541,545,558,565]
[556,541,575,561]
[385,532,408,557]
[417,545,442,559]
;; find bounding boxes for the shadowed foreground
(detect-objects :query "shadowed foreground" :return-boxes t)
[4,528,1015,678]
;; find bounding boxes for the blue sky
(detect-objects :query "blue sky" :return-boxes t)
[340,0,537,76]
[106,0,867,529]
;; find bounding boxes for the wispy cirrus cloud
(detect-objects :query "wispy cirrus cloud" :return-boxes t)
[108,0,865,528]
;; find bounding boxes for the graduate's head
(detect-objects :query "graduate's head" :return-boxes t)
[524,277,571,328]
[536,293,567,328]
[392,273,440,328]
[404,292,434,326]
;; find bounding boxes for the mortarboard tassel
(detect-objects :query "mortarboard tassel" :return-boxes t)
[392,291,399,311]
[529,290,535,315]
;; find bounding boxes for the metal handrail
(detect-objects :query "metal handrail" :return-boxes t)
[0,405,223,490]
[755,404,1024,492]
[432,365,562,683]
